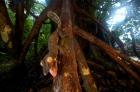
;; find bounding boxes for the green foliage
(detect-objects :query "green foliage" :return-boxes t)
[7,8,15,25]
[23,16,34,40]
[31,1,45,16]
[25,19,51,61]
[38,20,51,51]
[87,0,140,56]
[95,0,112,20]
[25,0,36,14]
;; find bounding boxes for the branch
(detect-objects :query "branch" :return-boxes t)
[0,0,14,49]
[52,0,82,91]
[74,5,126,54]
[14,0,24,56]
[74,39,98,92]
[130,30,140,59]
[19,8,51,62]
[111,31,126,54]
[19,0,62,62]
[74,26,140,83]
[28,11,38,19]
[27,11,50,25]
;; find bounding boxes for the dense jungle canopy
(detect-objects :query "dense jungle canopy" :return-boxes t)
[0,0,140,92]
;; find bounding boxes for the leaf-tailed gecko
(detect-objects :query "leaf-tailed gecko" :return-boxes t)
[40,11,61,77]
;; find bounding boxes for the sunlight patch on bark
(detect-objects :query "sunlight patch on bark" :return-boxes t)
[64,72,70,77]
[0,25,11,43]
[82,67,90,75]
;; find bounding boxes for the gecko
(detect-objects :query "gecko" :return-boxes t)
[47,11,61,28]
[47,11,67,38]
[40,29,59,78]
[40,11,68,77]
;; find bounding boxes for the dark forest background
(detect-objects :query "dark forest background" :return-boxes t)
[0,0,140,92]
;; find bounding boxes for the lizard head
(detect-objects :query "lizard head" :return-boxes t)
[40,56,58,77]
[47,56,58,77]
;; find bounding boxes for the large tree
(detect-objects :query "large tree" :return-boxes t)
[0,0,140,92]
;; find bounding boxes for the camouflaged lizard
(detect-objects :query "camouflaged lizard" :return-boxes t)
[40,11,61,77]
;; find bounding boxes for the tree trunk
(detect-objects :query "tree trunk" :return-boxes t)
[0,0,13,49]
[52,0,81,91]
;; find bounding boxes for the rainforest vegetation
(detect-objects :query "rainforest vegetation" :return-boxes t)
[0,0,140,92]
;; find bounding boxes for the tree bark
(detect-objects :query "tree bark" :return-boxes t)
[19,0,62,62]
[52,0,81,92]
[0,0,13,48]
[74,26,140,83]
[74,39,98,92]
[74,6,126,54]
[14,0,24,56]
